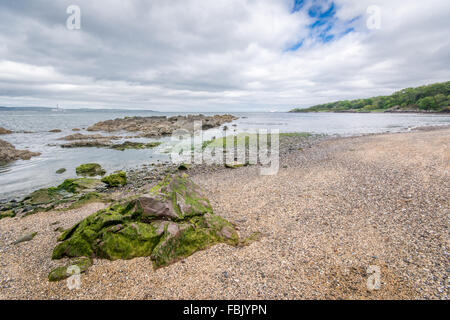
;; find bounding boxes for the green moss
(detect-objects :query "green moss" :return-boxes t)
[23,188,64,205]
[76,163,106,177]
[56,168,66,174]
[278,132,312,138]
[51,174,245,271]
[48,257,92,282]
[98,222,161,260]
[101,171,127,187]
[110,141,162,151]
[57,178,103,193]
[0,210,16,220]
[68,192,112,209]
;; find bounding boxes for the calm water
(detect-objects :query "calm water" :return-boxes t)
[0,109,448,201]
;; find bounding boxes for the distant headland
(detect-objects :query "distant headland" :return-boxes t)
[290,81,450,113]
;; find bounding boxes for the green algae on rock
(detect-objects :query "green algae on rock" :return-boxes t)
[56,168,66,174]
[48,257,92,282]
[101,171,127,187]
[51,174,239,274]
[75,163,106,177]
[109,141,161,151]
[5,178,108,217]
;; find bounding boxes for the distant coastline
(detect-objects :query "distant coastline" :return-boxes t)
[0,106,157,112]
[290,81,450,114]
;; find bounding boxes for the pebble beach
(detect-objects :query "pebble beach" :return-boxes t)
[0,126,448,300]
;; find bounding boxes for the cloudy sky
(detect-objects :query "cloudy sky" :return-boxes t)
[0,0,449,111]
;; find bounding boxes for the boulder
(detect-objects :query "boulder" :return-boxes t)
[0,139,41,164]
[50,174,239,276]
[76,163,106,177]
[101,171,127,187]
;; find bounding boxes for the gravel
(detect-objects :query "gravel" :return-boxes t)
[0,127,448,299]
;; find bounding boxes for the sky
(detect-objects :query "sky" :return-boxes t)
[0,0,449,111]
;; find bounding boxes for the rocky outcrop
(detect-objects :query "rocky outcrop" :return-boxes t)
[50,174,240,274]
[86,114,238,137]
[59,133,121,141]
[76,163,106,177]
[0,139,41,164]
[0,127,13,134]
[109,141,161,151]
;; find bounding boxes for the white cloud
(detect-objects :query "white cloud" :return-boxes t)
[0,0,448,111]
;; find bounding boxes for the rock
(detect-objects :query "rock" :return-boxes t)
[49,129,62,133]
[138,195,179,220]
[61,140,112,148]
[177,163,190,171]
[48,257,92,282]
[86,114,238,137]
[0,139,41,164]
[0,127,13,134]
[13,232,37,245]
[109,141,161,151]
[225,161,245,169]
[0,210,15,220]
[72,128,81,131]
[76,163,106,177]
[101,171,127,187]
[56,168,66,174]
[59,133,122,141]
[51,174,239,270]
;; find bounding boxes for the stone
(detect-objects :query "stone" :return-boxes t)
[0,139,40,164]
[101,171,127,187]
[76,163,106,177]
[14,232,37,245]
[51,174,239,272]
[0,127,13,134]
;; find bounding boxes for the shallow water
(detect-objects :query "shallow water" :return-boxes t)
[0,109,448,201]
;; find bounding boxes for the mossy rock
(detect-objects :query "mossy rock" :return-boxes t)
[58,178,104,193]
[76,163,106,177]
[101,171,127,187]
[51,174,239,270]
[56,168,66,174]
[0,210,15,220]
[17,178,106,216]
[225,161,245,169]
[48,257,92,282]
[110,141,161,151]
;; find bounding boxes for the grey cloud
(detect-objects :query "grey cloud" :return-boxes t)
[0,0,449,111]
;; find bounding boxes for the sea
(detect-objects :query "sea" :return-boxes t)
[0,108,448,201]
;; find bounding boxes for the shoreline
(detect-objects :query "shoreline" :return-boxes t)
[0,126,448,299]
